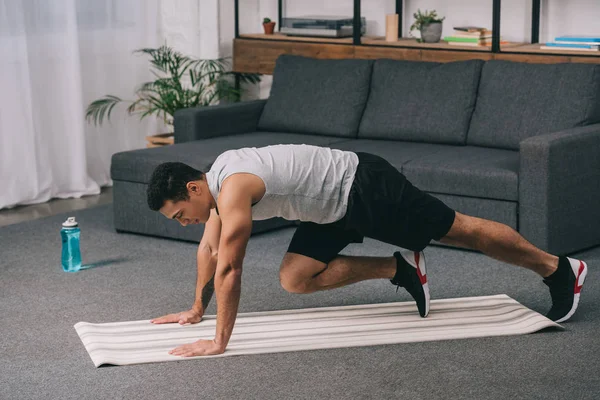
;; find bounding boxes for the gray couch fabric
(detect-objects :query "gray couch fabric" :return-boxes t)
[112,132,348,184]
[329,140,518,201]
[519,124,600,253]
[257,55,374,138]
[358,59,484,145]
[468,60,600,150]
[174,100,267,144]
[401,146,519,202]
[111,57,600,255]
[329,139,455,170]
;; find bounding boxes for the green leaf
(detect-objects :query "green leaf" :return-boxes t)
[85,95,124,126]
[86,44,259,127]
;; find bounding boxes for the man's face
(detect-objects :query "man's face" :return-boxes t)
[159,182,211,226]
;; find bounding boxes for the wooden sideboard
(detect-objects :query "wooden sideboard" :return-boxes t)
[233,34,600,75]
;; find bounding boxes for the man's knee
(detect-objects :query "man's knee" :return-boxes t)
[279,271,306,294]
[279,253,324,294]
[280,280,311,294]
[279,254,308,293]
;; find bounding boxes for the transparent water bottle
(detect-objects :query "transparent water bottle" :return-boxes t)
[61,217,82,272]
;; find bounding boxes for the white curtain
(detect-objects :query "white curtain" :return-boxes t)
[0,0,161,209]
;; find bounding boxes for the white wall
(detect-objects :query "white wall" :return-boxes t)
[216,0,600,98]
[160,0,219,59]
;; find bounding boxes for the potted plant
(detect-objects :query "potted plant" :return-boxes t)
[263,17,276,35]
[85,44,260,146]
[409,9,445,43]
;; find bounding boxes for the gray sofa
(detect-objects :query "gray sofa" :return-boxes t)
[111,55,600,255]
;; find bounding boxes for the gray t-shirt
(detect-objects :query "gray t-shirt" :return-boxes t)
[204,144,359,224]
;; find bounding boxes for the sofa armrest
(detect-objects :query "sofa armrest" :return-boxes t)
[519,123,600,254]
[173,100,267,143]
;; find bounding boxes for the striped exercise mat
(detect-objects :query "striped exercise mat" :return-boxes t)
[74,294,562,367]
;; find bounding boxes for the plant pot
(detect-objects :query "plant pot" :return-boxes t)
[145,132,174,148]
[263,21,276,35]
[420,22,442,43]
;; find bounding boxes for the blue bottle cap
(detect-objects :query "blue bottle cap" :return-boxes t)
[62,217,78,227]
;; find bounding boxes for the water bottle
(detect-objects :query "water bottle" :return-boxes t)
[61,217,82,272]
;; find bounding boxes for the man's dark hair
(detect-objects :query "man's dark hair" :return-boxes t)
[147,162,204,211]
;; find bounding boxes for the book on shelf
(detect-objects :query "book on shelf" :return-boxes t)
[447,41,508,47]
[451,32,492,39]
[540,46,599,52]
[445,26,496,45]
[443,36,491,43]
[553,41,600,46]
[554,35,600,43]
[541,46,599,52]
[544,42,599,50]
[443,36,503,47]
[452,30,493,37]
[454,26,489,33]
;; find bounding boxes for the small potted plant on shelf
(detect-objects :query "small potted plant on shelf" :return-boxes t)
[410,9,445,43]
[263,17,276,35]
[85,44,260,148]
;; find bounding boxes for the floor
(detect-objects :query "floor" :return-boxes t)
[0,187,113,227]
[2,201,599,400]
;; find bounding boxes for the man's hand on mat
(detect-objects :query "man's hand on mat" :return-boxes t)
[168,339,225,357]
[150,309,203,325]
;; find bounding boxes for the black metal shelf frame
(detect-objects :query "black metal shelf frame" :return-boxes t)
[234,0,544,54]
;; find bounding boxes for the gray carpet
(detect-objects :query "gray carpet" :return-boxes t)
[1,205,599,400]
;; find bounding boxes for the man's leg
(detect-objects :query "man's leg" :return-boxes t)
[282,210,560,292]
[283,147,586,321]
[282,217,402,294]
[438,211,559,277]
[439,211,588,322]
[279,252,396,294]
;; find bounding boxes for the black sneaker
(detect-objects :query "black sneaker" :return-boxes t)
[543,256,588,323]
[391,250,429,317]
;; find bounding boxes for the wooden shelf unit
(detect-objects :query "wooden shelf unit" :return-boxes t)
[239,33,355,45]
[362,37,493,51]
[503,43,600,57]
[233,0,600,74]
[233,37,600,75]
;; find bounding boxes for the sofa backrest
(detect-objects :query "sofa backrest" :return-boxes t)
[467,60,600,150]
[257,55,373,138]
[357,59,484,145]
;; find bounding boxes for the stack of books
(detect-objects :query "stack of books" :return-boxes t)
[541,35,600,52]
[443,26,505,47]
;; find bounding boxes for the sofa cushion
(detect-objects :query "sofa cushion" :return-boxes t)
[111,132,349,184]
[328,139,453,170]
[329,139,518,201]
[401,146,519,201]
[257,55,373,138]
[357,59,484,144]
[467,60,600,150]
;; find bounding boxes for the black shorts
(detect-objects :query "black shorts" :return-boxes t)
[286,152,456,264]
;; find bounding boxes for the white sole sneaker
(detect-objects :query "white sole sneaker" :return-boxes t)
[554,258,588,323]
[396,249,430,317]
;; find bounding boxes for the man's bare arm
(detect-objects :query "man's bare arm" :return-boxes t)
[193,207,222,314]
[213,177,253,350]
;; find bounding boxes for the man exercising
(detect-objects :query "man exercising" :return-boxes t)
[147,144,587,357]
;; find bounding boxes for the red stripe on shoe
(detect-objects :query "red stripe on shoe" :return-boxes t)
[575,260,585,294]
[414,252,427,285]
